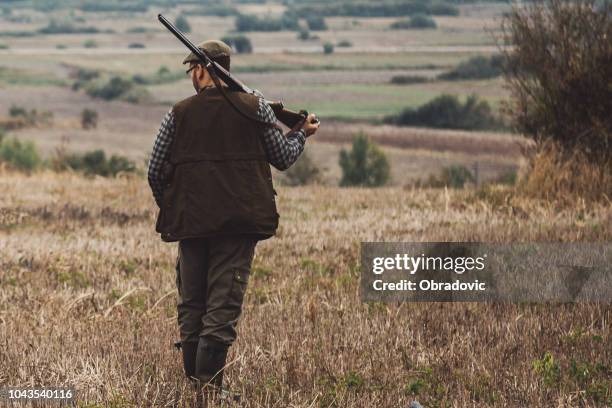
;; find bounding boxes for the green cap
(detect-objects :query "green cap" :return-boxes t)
[182,39,232,65]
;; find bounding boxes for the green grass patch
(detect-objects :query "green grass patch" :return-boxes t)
[0,66,66,87]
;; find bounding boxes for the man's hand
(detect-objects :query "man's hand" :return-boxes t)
[300,113,320,137]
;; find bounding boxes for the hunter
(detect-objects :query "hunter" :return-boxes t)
[147,39,320,400]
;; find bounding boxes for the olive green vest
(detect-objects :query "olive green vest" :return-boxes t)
[155,87,279,242]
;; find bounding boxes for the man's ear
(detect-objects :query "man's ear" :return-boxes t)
[198,66,207,81]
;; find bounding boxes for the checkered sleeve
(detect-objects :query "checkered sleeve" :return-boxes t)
[253,89,306,171]
[147,109,175,207]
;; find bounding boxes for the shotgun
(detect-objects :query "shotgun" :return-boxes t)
[158,14,317,129]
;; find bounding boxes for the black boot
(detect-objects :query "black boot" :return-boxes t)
[195,337,228,387]
[180,341,199,381]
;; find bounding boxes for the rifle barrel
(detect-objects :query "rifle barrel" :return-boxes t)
[158,14,252,94]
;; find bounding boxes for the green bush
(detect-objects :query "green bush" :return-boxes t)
[58,149,136,177]
[306,16,327,31]
[323,42,334,54]
[390,75,429,84]
[385,94,504,130]
[83,39,97,48]
[429,2,460,16]
[337,40,352,47]
[339,133,390,187]
[126,27,154,34]
[391,14,437,29]
[128,43,145,49]
[175,15,191,33]
[191,5,238,17]
[235,12,299,32]
[426,165,475,188]
[81,109,98,129]
[38,20,102,34]
[410,14,437,29]
[291,2,458,17]
[8,105,53,126]
[80,2,147,12]
[221,35,253,54]
[438,55,504,80]
[131,66,182,86]
[297,29,310,40]
[0,137,42,171]
[86,76,133,100]
[284,150,320,186]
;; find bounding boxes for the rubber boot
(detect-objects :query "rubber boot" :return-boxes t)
[195,337,228,387]
[181,341,199,381]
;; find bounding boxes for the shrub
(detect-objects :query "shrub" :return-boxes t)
[221,35,253,54]
[191,5,238,17]
[409,14,437,29]
[337,40,352,48]
[235,12,298,32]
[390,75,429,84]
[306,16,327,31]
[438,55,504,81]
[236,14,281,31]
[501,0,612,183]
[38,20,101,34]
[339,133,390,187]
[125,26,157,34]
[291,2,458,17]
[175,15,191,33]
[81,109,98,129]
[83,39,97,48]
[0,43,8,49]
[80,2,147,12]
[9,105,27,118]
[391,14,437,29]
[0,137,42,171]
[323,42,334,54]
[128,43,145,49]
[297,29,310,40]
[86,76,133,100]
[57,149,136,177]
[8,106,53,127]
[429,2,460,16]
[385,94,504,130]
[284,150,320,186]
[426,165,475,188]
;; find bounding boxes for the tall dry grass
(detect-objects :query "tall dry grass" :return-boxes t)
[0,171,610,407]
[519,141,612,205]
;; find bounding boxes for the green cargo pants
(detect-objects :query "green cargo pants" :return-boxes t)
[176,235,257,346]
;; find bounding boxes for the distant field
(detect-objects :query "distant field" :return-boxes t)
[1,2,514,186]
[0,51,492,76]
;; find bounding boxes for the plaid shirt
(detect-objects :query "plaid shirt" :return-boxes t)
[147,89,306,207]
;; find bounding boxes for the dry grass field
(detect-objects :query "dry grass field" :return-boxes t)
[0,171,610,407]
[1,2,610,406]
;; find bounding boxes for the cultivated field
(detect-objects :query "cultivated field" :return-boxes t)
[0,172,610,407]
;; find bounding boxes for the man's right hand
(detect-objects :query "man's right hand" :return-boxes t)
[301,113,320,137]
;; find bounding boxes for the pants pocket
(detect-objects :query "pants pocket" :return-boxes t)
[228,268,249,309]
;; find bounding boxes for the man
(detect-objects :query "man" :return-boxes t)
[147,40,319,399]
